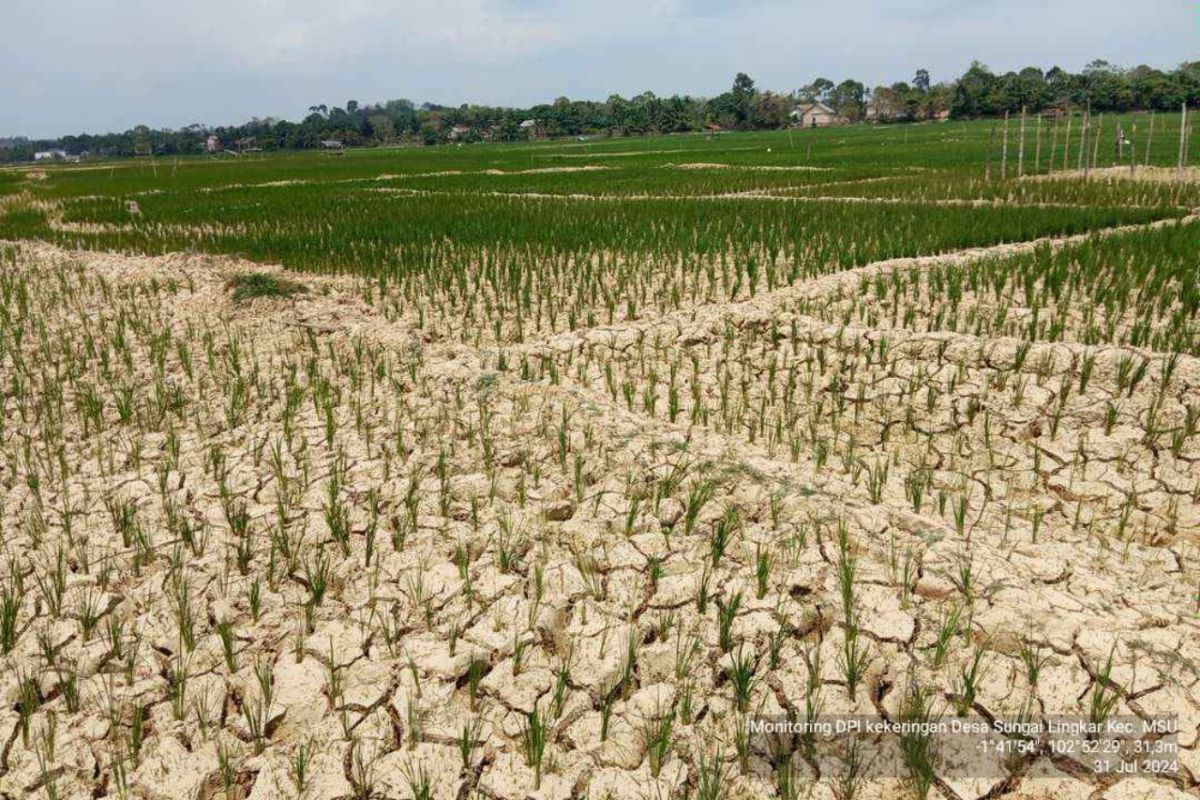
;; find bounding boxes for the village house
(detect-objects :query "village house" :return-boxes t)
[518,119,545,139]
[34,149,68,161]
[205,134,221,153]
[789,102,839,128]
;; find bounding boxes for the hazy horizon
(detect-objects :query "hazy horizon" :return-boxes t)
[2,0,1196,139]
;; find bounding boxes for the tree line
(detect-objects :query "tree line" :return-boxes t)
[2,60,1196,162]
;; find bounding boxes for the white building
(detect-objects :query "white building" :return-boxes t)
[789,102,840,128]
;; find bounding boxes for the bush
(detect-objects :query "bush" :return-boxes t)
[226,272,306,302]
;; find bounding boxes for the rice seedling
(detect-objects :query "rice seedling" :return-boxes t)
[458,714,484,768]
[898,679,939,800]
[1088,647,1123,726]
[716,591,742,653]
[640,702,677,778]
[952,645,988,716]
[1019,638,1051,688]
[400,758,433,800]
[694,747,729,800]
[521,700,549,789]
[289,739,313,796]
[726,644,758,712]
[831,737,869,800]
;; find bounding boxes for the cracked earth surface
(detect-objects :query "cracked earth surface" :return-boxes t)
[0,225,1196,800]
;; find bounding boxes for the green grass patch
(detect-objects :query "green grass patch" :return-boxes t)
[226,272,307,302]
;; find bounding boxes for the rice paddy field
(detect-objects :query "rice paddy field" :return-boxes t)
[0,117,1198,800]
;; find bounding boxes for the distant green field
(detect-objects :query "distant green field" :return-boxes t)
[1,117,1195,335]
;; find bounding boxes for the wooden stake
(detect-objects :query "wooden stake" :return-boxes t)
[1001,110,1010,179]
[1077,105,1089,172]
[985,122,997,180]
[1047,114,1058,176]
[1144,111,1154,167]
[1063,111,1072,171]
[1034,113,1042,174]
[1091,114,1102,173]
[1179,102,1189,177]
[1017,106,1027,177]
[1130,123,1137,176]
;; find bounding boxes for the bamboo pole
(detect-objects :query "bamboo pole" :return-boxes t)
[1063,111,1072,171]
[1077,105,1089,172]
[1090,114,1102,173]
[1034,112,1042,174]
[1179,102,1189,177]
[985,122,997,180]
[1001,110,1010,179]
[1017,106,1027,176]
[1144,111,1154,167]
[1047,114,1058,176]
[1129,123,1136,176]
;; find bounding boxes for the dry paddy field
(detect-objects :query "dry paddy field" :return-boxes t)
[0,122,1198,800]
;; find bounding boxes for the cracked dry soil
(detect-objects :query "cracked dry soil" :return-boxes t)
[0,232,1196,800]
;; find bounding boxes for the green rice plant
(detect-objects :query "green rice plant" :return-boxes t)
[716,591,742,653]
[599,676,618,742]
[684,480,716,536]
[696,561,711,613]
[400,758,432,800]
[458,714,483,768]
[898,679,939,800]
[466,657,488,711]
[710,505,740,564]
[15,667,40,747]
[171,575,197,652]
[865,457,889,503]
[953,645,988,716]
[694,747,729,800]
[217,619,237,672]
[289,739,313,796]
[755,543,773,599]
[1088,647,1122,726]
[727,644,758,713]
[216,740,239,800]
[521,700,549,789]
[169,653,189,721]
[227,273,306,303]
[931,604,961,669]
[1019,638,1051,688]
[1,585,22,653]
[640,703,676,778]
[349,737,376,800]
[831,737,869,800]
[839,624,870,702]
[905,468,931,514]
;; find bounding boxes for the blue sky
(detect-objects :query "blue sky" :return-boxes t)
[2,0,1196,138]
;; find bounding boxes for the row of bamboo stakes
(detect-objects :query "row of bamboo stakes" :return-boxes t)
[984,102,1191,180]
